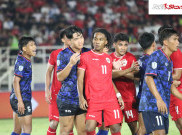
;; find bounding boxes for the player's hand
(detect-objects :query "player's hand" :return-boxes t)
[173,80,181,87]
[157,99,168,114]
[45,89,52,104]
[117,97,125,110]
[112,59,124,70]
[130,61,139,72]
[69,53,80,66]
[79,96,88,110]
[18,100,25,115]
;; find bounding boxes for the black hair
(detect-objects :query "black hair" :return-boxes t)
[138,32,155,50]
[91,28,112,49]
[113,33,129,43]
[158,25,178,46]
[18,36,35,51]
[65,25,83,39]
[59,29,66,40]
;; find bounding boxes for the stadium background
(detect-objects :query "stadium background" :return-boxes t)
[0,0,182,134]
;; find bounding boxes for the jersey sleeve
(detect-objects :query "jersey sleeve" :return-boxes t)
[78,54,87,70]
[48,51,55,66]
[171,49,182,69]
[14,60,26,78]
[57,51,68,72]
[145,53,158,77]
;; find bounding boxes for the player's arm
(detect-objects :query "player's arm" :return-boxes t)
[112,81,124,110]
[172,69,182,87]
[45,63,54,104]
[57,53,80,82]
[123,72,140,81]
[77,69,88,110]
[171,84,182,100]
[112,61,139,79]
[145,76,167,114]
[13,76,25,115]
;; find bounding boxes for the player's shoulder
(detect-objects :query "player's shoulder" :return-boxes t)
[171,48,182,58]
[16,54,30,64]
[126,52,136,58]
[110,52,115,57]
[82,47,91,53]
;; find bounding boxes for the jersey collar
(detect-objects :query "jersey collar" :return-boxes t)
[160,49,171,62]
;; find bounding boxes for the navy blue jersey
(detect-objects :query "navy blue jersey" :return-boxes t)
[137,54,150,100]
[11,54,32,101]
[57,47,90,106]
[139,49,173,117]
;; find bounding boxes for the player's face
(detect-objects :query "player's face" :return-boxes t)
[70,32,84,50]
[92,32,108,52]
[166,34,179,52]
[24,41,37,57]
[114,40,128,56]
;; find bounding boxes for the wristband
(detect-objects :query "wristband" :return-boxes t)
[116,93,121,98]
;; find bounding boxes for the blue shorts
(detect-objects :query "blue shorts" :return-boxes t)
[142,111,169,134]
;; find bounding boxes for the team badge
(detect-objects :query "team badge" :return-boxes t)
[106,58,110,63]
[57,60,60,66]
[152,62,157,69]
[165,63,168,66]
[138,59,142,67]
[121,59,127,67]
[19,66,24,71]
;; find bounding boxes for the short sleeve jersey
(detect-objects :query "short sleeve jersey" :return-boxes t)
[48,49,63,94]
[78,50,118,104]
[57,47,90,106]
[137,54,150,100]
[11,54,32,101]
[171,48,182,89]
[110,52,137,103]
[139,49,173,117]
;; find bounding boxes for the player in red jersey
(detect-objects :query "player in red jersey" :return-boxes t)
[45,29,73,135]
[77,28,124,135]
[170,48,182,135]
[110,33,138,135]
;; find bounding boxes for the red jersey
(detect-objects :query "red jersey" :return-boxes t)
[171,49,182,89]
[48,49,63,94]
[78,50,117,104]
[110,52,137,103]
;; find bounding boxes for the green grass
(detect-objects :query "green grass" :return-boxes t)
[0,116,179,135]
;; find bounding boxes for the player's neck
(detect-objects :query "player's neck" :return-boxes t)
[115,52,125,57]
[162,47,172,58]
[93,49,103,54]
[144,48,153,55]
[22,52,31,60]
[70,46,82,53]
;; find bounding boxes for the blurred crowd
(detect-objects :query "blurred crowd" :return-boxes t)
[0,0,182,49]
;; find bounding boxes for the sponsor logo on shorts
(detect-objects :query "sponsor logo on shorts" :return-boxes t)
[88,115,95,118]
[65,110,71,113]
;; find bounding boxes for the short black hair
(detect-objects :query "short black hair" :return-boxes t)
[18,36,35,51]
[59,29,66,40]
[91,28,112,49]
[158,25,178,46]
[113,33,129,43]
[138,32,155,50]
[65,25,83,39]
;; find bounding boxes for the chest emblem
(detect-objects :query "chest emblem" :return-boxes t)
[57,60,60,66]
[165,63,168,66]
[152,62,157,69]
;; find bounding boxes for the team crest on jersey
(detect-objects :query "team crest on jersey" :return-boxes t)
[121,59,127,67]
[106,58,110,63]
[19,66,24,71]
[152,62,157,69]
[57,60,60,66]
[165,63,168,66]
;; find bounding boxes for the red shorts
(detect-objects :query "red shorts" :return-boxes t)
[86,101,123,127]
[170,88,182,121]
[123,102,138,123]
[49,93,59,121]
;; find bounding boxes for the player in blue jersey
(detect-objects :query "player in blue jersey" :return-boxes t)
[139,26,182,135]
[56,25,90,135]
[10,37,37,135]
[137,32,156,135]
